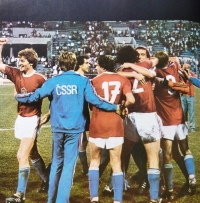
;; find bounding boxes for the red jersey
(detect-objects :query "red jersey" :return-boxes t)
[5,66,46,117]
[124,60,156,113]
[154,62,185,125]
[89,72,132,138]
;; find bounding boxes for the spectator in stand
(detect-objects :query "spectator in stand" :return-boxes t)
[52,62,62,77]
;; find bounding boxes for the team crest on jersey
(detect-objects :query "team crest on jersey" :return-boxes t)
[21,87,27,94]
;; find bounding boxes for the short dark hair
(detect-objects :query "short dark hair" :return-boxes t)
[98,55,114,72]
[18,48,38,69]
[153,51,169,69]
[74,55,89,71]
[58,51,77,71]
[115,45,139,64]
[136,46,150,58]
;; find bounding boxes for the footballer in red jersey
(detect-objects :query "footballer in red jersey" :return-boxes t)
[88,55,135,203]
[0,38,49,203]
[115,46,162,203]
[153,51,196,200]
[74,55,91,175]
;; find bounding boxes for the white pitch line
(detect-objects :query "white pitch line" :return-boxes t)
[0,125,51,131]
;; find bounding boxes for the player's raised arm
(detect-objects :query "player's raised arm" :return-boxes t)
[118,70,146,81]
[0,38,8,73]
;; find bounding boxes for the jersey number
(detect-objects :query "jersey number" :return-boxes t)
[166,75,176,95]
[132,79,144,93]
[102,81,121,103]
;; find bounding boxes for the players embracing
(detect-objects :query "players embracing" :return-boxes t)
[153,51,196,202]
[115,46,162,203]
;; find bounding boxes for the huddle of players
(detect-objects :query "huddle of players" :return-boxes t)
[0,36,196,203]
[79,46,196,203]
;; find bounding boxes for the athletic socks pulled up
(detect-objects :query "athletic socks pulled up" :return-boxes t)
[148,168,160,201]
[184,154,195,177]
[112,172,123,203]
[88,168,99,201]
[17,167,30,194]
[31,157,47,181]
[164,164,173,191]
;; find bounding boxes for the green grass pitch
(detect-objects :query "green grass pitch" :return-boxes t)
[0,84,199,203]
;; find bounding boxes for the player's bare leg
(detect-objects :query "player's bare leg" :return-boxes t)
[18,137,35,166]
[109,144,122,172]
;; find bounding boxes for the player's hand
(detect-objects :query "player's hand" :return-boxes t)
[116,100,128,118]
[0,38,8,45]
[168,79,188,88]
[139,78,147,85]
[116,104,125,116]
[166,79,189,93]
[121,107,128,118]
[134,73,147,85]
[39,112,50,126]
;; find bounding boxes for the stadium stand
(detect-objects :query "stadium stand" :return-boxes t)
[0,20,199,79]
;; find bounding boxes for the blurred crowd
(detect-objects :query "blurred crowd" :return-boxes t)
[1,20,199,78]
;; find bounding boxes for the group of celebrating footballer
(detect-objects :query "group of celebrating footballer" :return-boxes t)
[0,37,197,203]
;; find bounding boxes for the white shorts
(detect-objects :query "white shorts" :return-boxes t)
[124,112,163,143]
[89,137,124,149]
[14,115,40,140]
[162,123,188,140]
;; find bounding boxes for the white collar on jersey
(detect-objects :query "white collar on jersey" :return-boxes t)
[101,72,115,74]
[22,70,36,77]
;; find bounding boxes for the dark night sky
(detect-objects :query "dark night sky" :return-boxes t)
[0,0,199,22]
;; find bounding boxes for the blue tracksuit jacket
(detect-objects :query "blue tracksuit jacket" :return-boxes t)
[189,77,200,88]
[15,71,117,133]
